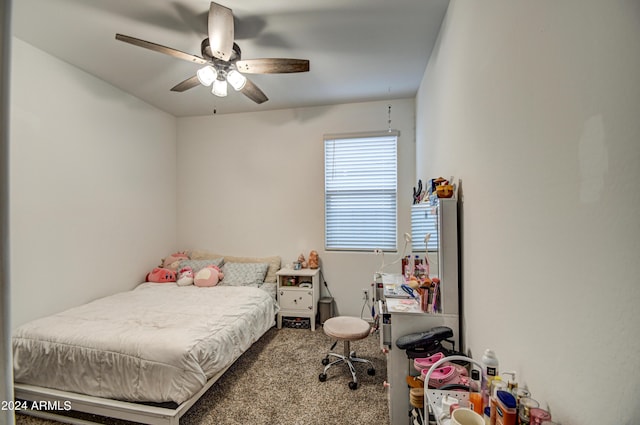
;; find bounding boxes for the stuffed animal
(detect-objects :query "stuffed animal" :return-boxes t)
[308,250,319,269]
[160,251,189,271]
[194,265,224,287]
[298,253,308,269]
[176,266,194,286]
[146,267,176,283]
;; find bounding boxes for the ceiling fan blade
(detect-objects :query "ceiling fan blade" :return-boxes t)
[235,59,310,74]
[241,78,268,104]
[171,75,200,92]
[115,34,207,65]
[208,2,234,61]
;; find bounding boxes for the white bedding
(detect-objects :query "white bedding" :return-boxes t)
[13,283,278,404]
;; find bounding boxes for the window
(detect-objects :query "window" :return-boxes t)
[324,132,398,251]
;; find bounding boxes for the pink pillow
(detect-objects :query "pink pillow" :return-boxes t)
[146,267,176,283]
[194,265,224,287]
[161,252,190,271]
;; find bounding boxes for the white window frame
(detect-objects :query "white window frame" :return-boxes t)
[324,131,398,252]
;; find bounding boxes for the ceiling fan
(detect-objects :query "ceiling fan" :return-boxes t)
[115,1,310,104]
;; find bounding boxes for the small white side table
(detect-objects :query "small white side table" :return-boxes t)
[276,268,320,331]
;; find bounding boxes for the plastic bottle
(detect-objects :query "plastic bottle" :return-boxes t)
[502,371,518,393]
[469,392,483,416]
[403,256,411,278]
[481,349,499,410]
[466,367,483,414]
[489,378,506,425]
[419,281,430,312]
[412,255,420,277]
[494,390,517,425]
[470,368,481,393]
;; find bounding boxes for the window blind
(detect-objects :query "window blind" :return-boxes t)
[411,203,439,252]
[324,133,398,251]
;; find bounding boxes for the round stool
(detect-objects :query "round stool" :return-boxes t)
[319,316,375,389]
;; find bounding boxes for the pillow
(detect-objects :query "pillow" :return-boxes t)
[178,258,224,274]
[160,252,190,271]
[194,266,223,287]
[221,262,269,286]
[189,250,281,283]
[146,267,176,283]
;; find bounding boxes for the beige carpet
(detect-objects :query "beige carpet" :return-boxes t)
[16,326,390,425]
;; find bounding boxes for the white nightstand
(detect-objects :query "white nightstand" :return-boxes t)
[276,268,320,331]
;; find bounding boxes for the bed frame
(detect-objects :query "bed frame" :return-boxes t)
[14,363,232,425]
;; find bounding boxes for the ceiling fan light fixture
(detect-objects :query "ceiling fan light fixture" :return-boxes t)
[212,78,228,97]
[226,70,247,91]
[115,1,309,106]
[197,66,217,87]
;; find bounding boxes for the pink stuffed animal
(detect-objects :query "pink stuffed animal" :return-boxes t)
[194,265,224,287]
[146,267,176,283]
[176,266,194,286]
[160,251,189,271]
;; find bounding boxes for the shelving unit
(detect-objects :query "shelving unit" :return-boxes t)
[424,355,482,425]
[276,268,320,331]
[380,197,461,425]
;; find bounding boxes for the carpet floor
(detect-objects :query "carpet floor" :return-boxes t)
[16,326,390,425]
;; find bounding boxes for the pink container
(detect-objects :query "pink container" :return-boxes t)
[529,408,552,424]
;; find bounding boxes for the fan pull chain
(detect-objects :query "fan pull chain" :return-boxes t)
[387,104,392,132]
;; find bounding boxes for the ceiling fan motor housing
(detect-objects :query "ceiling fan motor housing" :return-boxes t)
[201,38,241,64]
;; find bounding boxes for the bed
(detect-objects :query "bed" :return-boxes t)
[13,254,280,425]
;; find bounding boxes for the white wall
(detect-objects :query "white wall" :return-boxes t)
[177,99,415,318]
[10,39,178,327]
[416,1,640,424]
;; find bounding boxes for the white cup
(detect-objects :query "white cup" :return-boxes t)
[450,407,484,425]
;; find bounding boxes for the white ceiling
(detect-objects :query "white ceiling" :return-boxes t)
[11,0,449,117]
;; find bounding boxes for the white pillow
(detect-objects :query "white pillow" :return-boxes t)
[221,262,269,286]
[178,258,224,274]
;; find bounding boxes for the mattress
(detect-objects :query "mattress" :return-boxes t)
[13,283,278,404]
